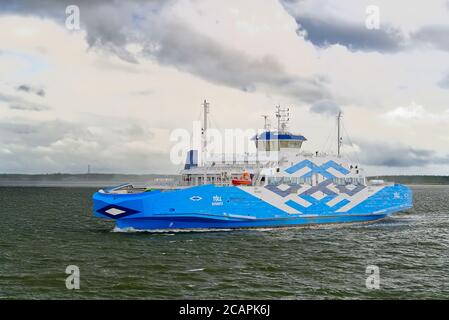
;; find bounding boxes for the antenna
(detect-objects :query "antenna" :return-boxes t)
[275,106,290,133]
[202,99,210,165]
[337,111,342,157]
[261,115,271,130]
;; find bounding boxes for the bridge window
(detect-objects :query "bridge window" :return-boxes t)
[279,141,302,149]
[332,177,365,185]
[258,140,303,151]
[266,176,312,185]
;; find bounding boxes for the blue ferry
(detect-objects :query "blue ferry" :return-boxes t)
[93,101,413,231]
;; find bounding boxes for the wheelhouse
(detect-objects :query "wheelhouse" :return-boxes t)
[253,131,307,152]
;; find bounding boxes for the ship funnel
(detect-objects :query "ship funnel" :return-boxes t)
[184,150,198,170]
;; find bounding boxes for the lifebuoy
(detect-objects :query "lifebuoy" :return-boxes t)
[232,179,252,186]
[232,171,252,186]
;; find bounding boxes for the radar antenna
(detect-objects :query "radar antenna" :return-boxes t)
[337,111,342,157]
[261,115,271,130]
[275,106,290,133]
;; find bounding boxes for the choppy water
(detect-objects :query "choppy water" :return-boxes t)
[0,185,448,299]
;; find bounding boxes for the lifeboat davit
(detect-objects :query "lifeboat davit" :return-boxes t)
[232,171,252,186]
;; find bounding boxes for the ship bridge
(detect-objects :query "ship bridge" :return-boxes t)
[253,131,307,152]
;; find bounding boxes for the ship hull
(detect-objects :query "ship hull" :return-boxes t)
[93,184,413,231]
[113,212,391,231]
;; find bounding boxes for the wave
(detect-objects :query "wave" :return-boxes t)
[111,226,233,234]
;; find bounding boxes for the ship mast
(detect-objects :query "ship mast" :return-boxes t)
[202,99,209,166]
[261,115,270,130]
[276,106,281,132]
[275,106,290,133]
[337,111,342,158]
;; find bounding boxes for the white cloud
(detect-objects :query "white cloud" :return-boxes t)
[0,1,449,175]
[382,102,449,125]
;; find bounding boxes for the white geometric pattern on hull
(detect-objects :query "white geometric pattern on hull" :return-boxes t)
[105,208,126,216]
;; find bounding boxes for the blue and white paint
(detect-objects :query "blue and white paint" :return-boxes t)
[93,157,413,231]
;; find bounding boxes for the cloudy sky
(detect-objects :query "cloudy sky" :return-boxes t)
[1,0,449,175]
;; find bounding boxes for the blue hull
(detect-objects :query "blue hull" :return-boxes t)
[113,213,390,230]
[93,184,413,231]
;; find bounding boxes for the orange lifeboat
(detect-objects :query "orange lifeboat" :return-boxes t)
[232,171,252,186]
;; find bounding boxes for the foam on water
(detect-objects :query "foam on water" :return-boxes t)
[187,268,205,272]
[112,226,233,234]
[111,217,393,234]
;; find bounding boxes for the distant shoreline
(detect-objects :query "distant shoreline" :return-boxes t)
[0,173,179,188]
[371,175,449,186]
[0,174,448,187]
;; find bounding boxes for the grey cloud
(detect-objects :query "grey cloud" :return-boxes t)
[297,15,406,52]
[0,119,77,146]
[9,103,48,111]
[17,85,31,93]
[17,84,46,97]
[1,0,331,104]
[1,0,147,19]
[279,0,406,53]
[280,1,449,54]
[0,117,173,174]
[349,141,449,167]
[412,25,449,51]
[438,73,449,89]
[146,23,331,102]
[0,118,149,148]
[0,93,49,111]
[310,100,341,116]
